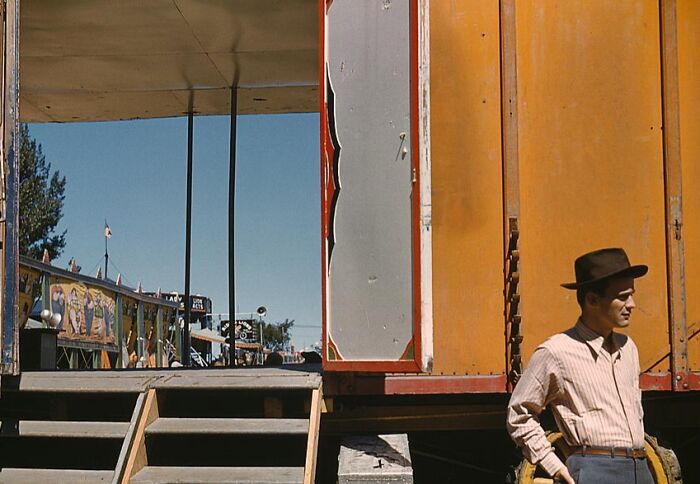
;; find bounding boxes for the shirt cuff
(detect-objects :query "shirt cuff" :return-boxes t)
[538,451,566,477]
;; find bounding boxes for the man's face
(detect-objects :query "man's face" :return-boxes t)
[594,276,637,330]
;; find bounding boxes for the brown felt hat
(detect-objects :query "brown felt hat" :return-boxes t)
[561,248,648,289]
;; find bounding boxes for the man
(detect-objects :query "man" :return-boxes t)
[507,248,654,484]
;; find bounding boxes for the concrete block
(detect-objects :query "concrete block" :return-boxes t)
[338,434,413,483]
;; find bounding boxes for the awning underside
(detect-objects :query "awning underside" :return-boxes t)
[21,0,319,122]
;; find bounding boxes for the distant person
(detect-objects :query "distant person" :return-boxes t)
[51,285,65,330]
[507,248,652,484]
[264,352,283,366]
[301,351,322,364]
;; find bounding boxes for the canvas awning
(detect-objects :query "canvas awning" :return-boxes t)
[20,0,319,122]
[190,328,226,344]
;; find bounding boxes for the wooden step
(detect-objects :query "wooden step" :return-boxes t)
[0,468,113,483]
[12,368,321,393]
[146,418,309,436]
[1,420,130,438]
[130,466,304,483]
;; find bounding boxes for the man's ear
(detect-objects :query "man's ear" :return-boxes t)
[585,291,599,308]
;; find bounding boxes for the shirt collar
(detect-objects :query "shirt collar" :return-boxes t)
[575,318,623,356]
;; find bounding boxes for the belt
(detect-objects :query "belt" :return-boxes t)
[571,445,647,459]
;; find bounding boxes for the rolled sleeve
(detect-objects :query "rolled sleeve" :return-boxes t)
[507,346,564,477]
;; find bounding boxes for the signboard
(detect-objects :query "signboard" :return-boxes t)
[222,318,261,343]
[156,293,211,314]
[235,319,260,343]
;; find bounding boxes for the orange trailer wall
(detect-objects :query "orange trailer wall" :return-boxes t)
[429,1,504,375]
[514,1,669,371]
[428,1,696,378]
[679,0,700,371]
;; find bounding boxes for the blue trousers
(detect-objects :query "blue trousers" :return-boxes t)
[565,453,655,484]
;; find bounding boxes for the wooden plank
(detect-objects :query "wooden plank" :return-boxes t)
[14,369,322,393]
[151,375,321,391]
[678,0,700,372]
[500,0,521,389]
[514,1,669,377]
[428,0,504,376]
[0,0,21,376]
[130,466,304,484]
[120,389,159,484]
[303,387,322,484]
[112,392,146,484]
[4,420,129,438]
[146,418,309,435]
[660,0,690,390]
[0,469,113,483]
[264,397,284,418]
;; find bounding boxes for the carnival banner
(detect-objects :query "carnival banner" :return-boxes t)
[50,277,116,345]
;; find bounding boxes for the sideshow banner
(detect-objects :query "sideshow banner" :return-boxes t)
[18,266,41,328]
[50,277,116,345]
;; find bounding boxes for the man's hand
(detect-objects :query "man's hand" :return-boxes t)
[553,467,575,484]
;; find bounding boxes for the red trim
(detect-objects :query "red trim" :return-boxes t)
[638,372,700,391]
[685,371,700,390]
[326,335,342,361]
[409,0,423,372]
[319,0,329,368]
[324,373,508,396]
[324,372,700,396]
[324,360,421,373]
[320,0,424,372]
[640,373,673,391]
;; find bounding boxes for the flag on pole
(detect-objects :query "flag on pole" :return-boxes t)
[104,221,112,239]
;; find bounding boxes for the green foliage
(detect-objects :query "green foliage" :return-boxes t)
[262,318,294,351]
[18,124,66,260]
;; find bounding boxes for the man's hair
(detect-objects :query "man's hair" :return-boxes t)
[576,279,610,308]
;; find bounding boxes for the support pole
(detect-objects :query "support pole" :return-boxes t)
[228,87,238,367]
[156,306,163,368]
[137,301,144,363]
[115,294,123,368]
[660,0,688,391]
[1,0,21,375]
[183,111,194,366]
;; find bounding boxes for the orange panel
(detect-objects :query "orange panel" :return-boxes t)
[430,0,504,374]
[514,1,670,371]
[678,0,700,371]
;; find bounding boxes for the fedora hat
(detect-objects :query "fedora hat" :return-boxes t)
[561,248,648,289]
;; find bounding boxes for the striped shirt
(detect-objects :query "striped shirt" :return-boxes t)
[507,319,645,477]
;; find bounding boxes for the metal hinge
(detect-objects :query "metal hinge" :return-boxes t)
[506,217,522,386]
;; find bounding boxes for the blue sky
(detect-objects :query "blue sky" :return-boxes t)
[28,114,322,350]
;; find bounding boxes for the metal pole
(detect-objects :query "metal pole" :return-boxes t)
[136,301,144,363]
[115,294,123,368]
[156,306,163,367]
[184,111,194,366]
[104,221,109,280]
[228,87,238,367]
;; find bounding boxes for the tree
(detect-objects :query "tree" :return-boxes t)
[18,124,66,260]
[262,318,294,351]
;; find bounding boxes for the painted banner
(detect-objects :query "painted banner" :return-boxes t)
[50,277,116,345]
[18,266,41,328]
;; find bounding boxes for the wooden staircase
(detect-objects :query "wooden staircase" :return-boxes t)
[0,367,322,484]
